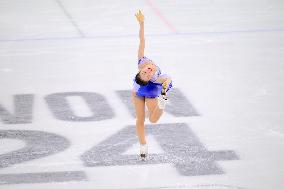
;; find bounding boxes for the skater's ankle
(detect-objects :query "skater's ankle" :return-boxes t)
[140,143,148,153]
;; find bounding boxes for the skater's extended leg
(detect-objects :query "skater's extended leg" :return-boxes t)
[145,98,163,123]
[132,92,146,145]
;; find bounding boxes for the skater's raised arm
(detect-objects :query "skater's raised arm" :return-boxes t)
[135,10,145,60]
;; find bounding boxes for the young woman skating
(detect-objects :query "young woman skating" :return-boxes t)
[132,10,173,160]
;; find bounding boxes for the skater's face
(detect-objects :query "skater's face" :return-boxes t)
[139,63,155,82]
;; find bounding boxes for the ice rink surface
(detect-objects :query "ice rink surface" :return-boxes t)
[0,0,284,188]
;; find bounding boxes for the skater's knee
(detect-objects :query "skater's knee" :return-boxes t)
[149,117,158,123]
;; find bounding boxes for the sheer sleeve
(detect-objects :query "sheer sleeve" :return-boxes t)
[138,56,152,66]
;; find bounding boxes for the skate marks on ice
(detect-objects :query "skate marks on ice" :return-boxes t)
[0,130,87,184]
[116,88,200,118]
[81,123,239,176]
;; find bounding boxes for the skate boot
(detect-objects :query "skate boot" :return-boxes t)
[158,93,168,110]
[140,144,148,161]
[161,87,168,100]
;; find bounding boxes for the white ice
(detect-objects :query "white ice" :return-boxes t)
[0,0,284,189]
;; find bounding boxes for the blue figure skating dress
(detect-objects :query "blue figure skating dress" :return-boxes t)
[133,56,173,98]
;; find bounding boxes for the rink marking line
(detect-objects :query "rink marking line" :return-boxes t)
[0,28,284,42]
[55,0,85,38]
[144,0,178,33]
[130,184,247,189]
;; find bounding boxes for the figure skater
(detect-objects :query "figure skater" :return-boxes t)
[132,10,173,160]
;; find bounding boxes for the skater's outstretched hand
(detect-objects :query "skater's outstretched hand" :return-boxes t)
[135,10,145,23]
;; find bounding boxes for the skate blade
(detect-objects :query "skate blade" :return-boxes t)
[140,154,147,161]
[162,95,168,100]
[161,90,168,100]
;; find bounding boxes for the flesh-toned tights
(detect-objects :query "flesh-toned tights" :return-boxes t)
[132,92,163,144]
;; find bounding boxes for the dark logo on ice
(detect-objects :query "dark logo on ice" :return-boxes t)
[0,88,239,184]
[81,123,238,176]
